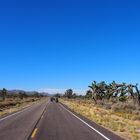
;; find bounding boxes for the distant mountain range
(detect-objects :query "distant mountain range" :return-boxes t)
[0,89,50,96]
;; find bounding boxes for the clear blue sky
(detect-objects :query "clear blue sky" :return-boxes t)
[0,0,140,92]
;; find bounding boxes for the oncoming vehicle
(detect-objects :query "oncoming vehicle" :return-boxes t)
[50,97,55,102]
[50,97,59,103]
[55,97,59,103]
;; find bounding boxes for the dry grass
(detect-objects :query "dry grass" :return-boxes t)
[61,99,140,140]
[0,98,41,117]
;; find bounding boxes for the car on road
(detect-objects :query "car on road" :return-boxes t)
[55,97,59,103]
[50,97,59,103]
[50,97,55,102]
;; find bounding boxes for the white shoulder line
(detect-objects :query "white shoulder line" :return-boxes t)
[0,101,48,122]
[0,107,29,122]
[60,104,110,140]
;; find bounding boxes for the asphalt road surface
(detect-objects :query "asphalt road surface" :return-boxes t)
[0,99,124,140]
[0,99,48,140]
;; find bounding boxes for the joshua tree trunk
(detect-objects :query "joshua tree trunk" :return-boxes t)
[127,85,135,103]
[92,95,97,104]
[135,86,140,105]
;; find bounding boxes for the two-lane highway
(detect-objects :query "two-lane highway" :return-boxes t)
[29,101,124,140]
[0,99,124,140]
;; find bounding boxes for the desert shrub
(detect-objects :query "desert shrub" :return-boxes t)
[97,100,104,105]
[111,102,136,113]
[137,107,140,111]
[0,100,25,108]
[112,103,120,112]
[132,111,140,115]
[32,99,36,102]
[119,96,127,102]
[132,115,140,121]
[103,104,112,110]
[110,98,117,104]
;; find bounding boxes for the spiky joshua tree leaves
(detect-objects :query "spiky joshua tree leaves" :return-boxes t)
[88,81,140,105]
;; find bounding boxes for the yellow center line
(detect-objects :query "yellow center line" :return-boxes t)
[31,128,38,138]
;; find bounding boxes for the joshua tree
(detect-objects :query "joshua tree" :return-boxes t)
[85,90,92,99]
[118,83,127,102]
[88,81,140,105]
[64,89,73,99]
[19,92,24,99]
[2,88,7,101]
[89,81,107,103]
[134,84,140,105]
[102,81,119,100]
[88,81,98,103]
[96,81,106,99]
[127,84,135,100]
